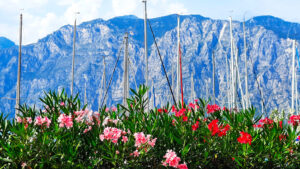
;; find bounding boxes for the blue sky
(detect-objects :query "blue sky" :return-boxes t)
[0,0,299,44]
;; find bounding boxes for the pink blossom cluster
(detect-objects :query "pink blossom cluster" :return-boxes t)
[162,150,188,169]
[34,116,51,128]
[102,117,120,126]
[99,127,127,144]
[105,106,117,112]
[57,114,73,129]
[16,116,32,129]
[74,109,100,126]
[134,132,157,148]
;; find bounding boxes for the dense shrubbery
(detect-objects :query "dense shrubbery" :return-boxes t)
[0,85,299,168]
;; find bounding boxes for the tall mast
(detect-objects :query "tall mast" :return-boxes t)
[171,65,175,103]
[190,72,195,102]
[177,14,181,104]
[295,68,298,114]
[123,32,129,105]
[16,13,23,115]
[84,81,87,105]
[212,51,216,104]
[142,0,149,110]
[152,80,155,108]
[98,56,106,110]
[71,15,78,96]
[243,21,249,108]
[229,17,236,108]
[292,40,296,113]
[226,56,230,108]
[235,48,246,110]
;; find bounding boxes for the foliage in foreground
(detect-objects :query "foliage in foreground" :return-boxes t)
[0,85,299,169]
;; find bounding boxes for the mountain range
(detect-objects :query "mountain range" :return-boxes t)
[0,14,299,118]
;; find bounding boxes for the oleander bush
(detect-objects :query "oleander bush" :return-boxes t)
[0,85,299,168]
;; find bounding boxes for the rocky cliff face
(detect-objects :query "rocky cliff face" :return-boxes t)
[0,14,298,118]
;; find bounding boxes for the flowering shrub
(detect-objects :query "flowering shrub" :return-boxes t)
[0,86,299,168]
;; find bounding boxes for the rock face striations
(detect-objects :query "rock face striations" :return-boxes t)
[0,14,299,117]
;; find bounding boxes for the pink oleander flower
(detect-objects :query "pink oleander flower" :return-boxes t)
[148,138,157,147]
[105,108,110,112]
[16,116,22,123]
[42,116,51,128]
[60,102,65,106]
[122,136,128,143]
[134,132,148,147]
[111,107,117,112]
[100,127,124,143]
[177,163,188,169]
[133,150,139,157]
[34,116,51,128]
[116,150,119,154]
[58,114,73,129]
[34,116,44,126]
[84,126,92,133]
[134,132,157,148]
[21,162,27,168]
[163,150,181,168]
[26,117,32,124]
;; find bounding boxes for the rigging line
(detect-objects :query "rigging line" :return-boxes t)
[147,18,177,107]
[250,55,266,115]
[100,37,125,108]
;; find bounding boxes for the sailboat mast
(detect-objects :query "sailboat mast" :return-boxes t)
[98,56,106,110]
[292,40,296,113]
[212,51,216,104]
[229,17,235,108]
[71,18,77,96]
[123,32,129,105]
[243,21,249,108]
[16,13,22,115]
[191,72,195,102]
[84,81,87,105]
[295,68,298,114]
[142,0,149,110]
[235,48,246,110]
[177,14,181,104]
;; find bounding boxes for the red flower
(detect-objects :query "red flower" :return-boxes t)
[207,120,230,137]
[253,124,263,128]
[172,105,177,113]
[207,104,221,114]
[218,124,230,137]
[279,134,286,141]
[222,106,228,111]
[182,116,188,122]
[208,119,219,136]
[279,121,283,129]
[237,131,252,145]
[175,108,186,117]
[288,115,300,126]
[172,119,177,126]
[164,109,168,113]
[232,157,235,161]
[192,121,199,131]
[158,108,163,113]
[259,118,274,125]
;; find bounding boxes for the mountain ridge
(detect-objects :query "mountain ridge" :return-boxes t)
[0,14,299,118]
